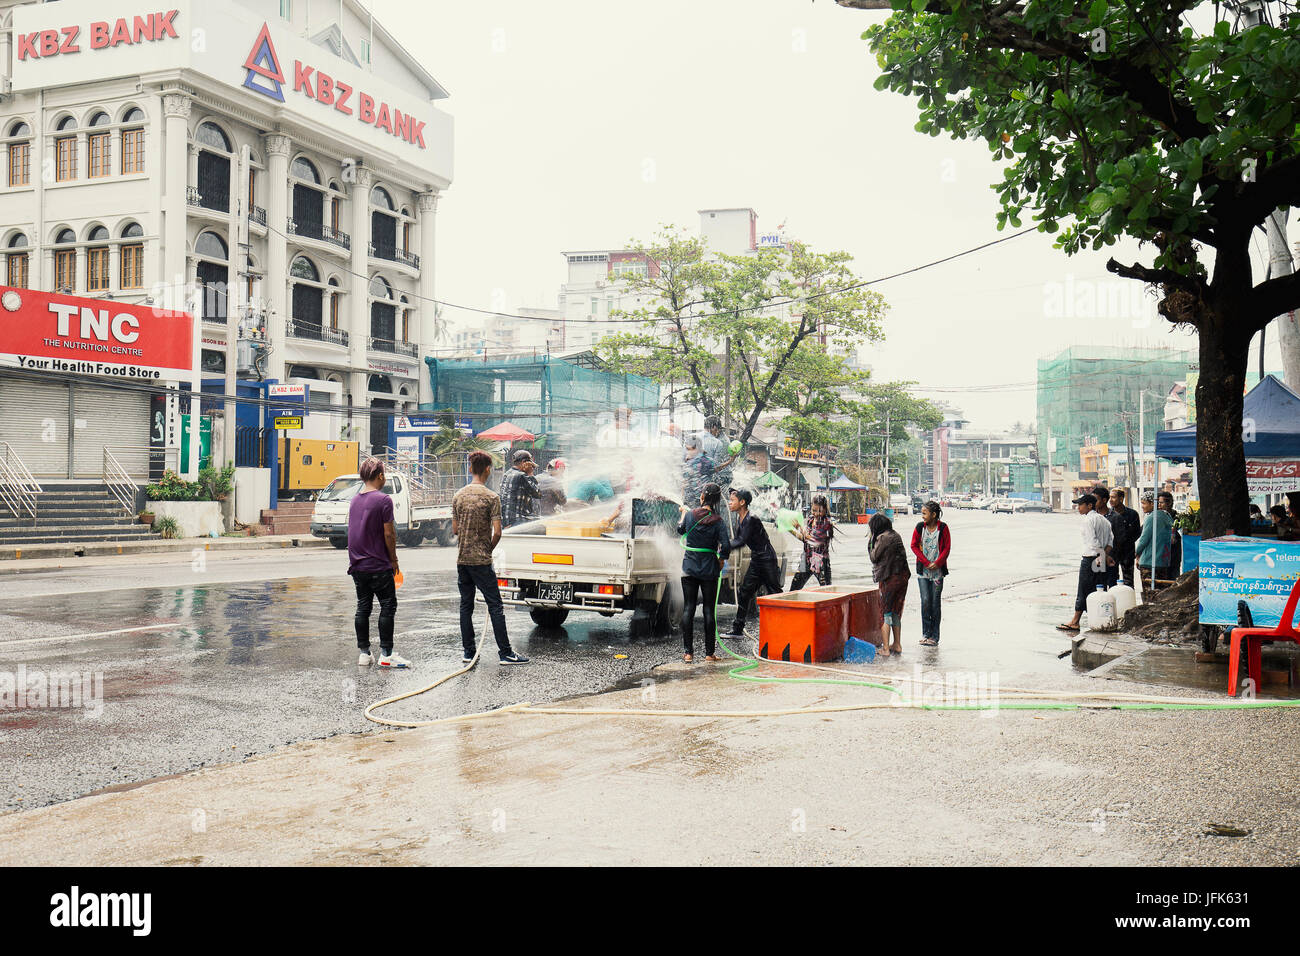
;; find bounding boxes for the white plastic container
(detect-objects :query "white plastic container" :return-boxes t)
[1086,586,1117,629]
[1110,583,1139,619]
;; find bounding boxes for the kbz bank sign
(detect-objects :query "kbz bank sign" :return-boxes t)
[11,0,450,173]
[0,287,193,381]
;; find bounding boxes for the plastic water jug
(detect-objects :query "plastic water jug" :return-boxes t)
[1085,586,1117,628]
[1110,583,1138,619]
[844,636,876,663]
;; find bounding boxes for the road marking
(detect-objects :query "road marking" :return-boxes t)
[0,622,192,649]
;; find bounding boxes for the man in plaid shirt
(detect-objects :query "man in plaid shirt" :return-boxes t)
[498,449,541,528]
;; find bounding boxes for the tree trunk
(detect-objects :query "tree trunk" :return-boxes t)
[1195,320,1252,538]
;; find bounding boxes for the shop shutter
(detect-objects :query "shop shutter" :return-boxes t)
[0,376,70,479]
[70,383,151,478]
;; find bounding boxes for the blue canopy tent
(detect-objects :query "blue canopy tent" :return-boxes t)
[1155,375,1300,463]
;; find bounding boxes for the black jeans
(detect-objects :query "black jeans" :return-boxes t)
[681,576,720,656]
[458,563,513,658]
[790,555,831,590]
[1074,557,1106,612]
[918,575,944,642]
[353,569,396,653]
[732,557,782,632]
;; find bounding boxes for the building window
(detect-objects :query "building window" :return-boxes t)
[331,195,341,232]
[55,135,77,182]
[195,230,229,323]
[120,223,144,289]
[86,226,110,291]
[402,220,411,254]
[55,257,76,293]
[87,112,111,178]
[360,37,371,63]
[8,122,31,187]
[279,0,292,20]
[329,278,340,330]
[121,110,145,174]
[6,233,28,288]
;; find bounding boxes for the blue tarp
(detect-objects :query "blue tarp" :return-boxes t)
[1155,374,1300,461]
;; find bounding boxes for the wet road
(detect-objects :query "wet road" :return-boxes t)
[1,509,1081,810]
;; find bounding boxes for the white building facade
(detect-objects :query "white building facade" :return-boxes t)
[0,0,452,471]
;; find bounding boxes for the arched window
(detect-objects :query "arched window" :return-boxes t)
[120,223,144,290]
[290,255,319,281]
[328,276,341,330]
[290,157,324,241]
[290,256,324,331]
[195,123,231,212]
[54,229,76,291]
[7,122,31,187]
[88,114,111,177]
[401,208,412,255]
[369,187,399,262]
[195,121,231,151]
[122,108,145,174]
[6,232,28,289]
[55,118,77,182]
[195,231,228,324]
[86,226,110,292]
[370,186,393,209]
[290,156,319,182]
[369,275,396,343]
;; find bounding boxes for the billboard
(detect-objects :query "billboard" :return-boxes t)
[0,286,193,380]
[1198,535,1300,629]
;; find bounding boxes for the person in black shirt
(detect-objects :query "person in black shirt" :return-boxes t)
[498,449,540,528]
[677,482,731,662]
[1108,488,1141,587]
[726,487,783,636]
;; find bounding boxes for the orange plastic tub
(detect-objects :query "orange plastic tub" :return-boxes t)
[756,590,849,663]
[812,584,883,646]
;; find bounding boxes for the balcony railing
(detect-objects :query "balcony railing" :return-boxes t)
[288,320,348,347]
[249,205,267,227]
[289,218,351,252]
[369,242,420,270]
[186,186,202,206]
[201,312,227,325]
[368,336,417,357]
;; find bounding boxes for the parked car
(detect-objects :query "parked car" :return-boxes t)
[1014,499,1054,513]
[992,497,1016,514]
[971,496,995,510]
[890,493,911,515]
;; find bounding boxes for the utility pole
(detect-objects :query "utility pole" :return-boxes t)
[883,407,891,485]
[723,336,731,433]
[225,144,249,472]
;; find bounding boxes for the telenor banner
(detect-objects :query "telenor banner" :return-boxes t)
[1198,535,1300,628]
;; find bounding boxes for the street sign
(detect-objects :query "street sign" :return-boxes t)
[889,476,902,486]
[268,384,306,398]
[274,415,303,430]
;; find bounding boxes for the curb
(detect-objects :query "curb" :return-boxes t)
[0,535,330,569]
[1071,631,1150,671]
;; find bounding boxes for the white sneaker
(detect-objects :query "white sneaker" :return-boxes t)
[378,651,411,668]
[357,651,373,666]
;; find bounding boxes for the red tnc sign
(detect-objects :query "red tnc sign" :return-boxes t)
[0,287,193,380]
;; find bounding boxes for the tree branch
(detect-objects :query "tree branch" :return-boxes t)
[1245,271,1300,333]
[1106,256,1207,296]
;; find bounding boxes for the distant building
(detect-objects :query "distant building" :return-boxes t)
[1036,345,1196,478]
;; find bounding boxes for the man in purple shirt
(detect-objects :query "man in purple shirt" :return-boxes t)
[348,457,409,668]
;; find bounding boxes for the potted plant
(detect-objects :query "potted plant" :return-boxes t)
[138,510,155,526]
[153,515,183,539]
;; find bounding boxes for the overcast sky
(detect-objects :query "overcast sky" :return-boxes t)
[387,0,1288,431]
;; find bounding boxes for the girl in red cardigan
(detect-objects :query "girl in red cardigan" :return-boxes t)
[910,501,951,646]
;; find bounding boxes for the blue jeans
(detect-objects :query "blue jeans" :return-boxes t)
[919,575,944,642]
[458,564,513,658]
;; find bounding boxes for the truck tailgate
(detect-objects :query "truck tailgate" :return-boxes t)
[497,534,637,581]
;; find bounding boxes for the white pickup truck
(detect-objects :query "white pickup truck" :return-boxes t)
[310,472,454,549]
[493,503,792,633]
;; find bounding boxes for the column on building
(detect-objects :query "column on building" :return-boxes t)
[416,189,439,408]
[161,92,191,311]
[348,166,373,451]
[263,134,291,383]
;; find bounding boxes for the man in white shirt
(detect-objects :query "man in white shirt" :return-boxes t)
[1058,493,1115,631]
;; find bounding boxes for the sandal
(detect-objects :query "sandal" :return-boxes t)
[1055,623,1081,632]
[919,638,938,646]
[683,653,694,663]
[705,655,721,662]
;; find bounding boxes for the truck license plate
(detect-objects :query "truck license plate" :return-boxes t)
[535,582,573,604]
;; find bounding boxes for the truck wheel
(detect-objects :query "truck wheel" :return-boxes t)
[630,601,657,638]
[436,526,455,547]
[530,607,569,629]
[329,536,347,550]
[401,531,423,548]
[654,594,682,634]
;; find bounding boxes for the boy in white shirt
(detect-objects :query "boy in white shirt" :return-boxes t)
[1057,493,1115,632]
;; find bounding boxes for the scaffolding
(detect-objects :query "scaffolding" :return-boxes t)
[1036,345,1196,474]
[423,350,660,449]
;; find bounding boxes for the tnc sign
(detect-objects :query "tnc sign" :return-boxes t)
[50,302,140,345]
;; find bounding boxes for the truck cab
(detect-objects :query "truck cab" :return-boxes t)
[310,472,453,549]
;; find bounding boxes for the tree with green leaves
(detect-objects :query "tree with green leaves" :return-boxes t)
[852,0,1300,537]
[768,346,870,483]
[598,227,889,443]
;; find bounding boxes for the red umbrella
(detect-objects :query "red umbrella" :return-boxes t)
[477,421,536,443]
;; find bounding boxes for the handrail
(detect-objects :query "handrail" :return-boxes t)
[0,442,41,520]
[103,448,137,516]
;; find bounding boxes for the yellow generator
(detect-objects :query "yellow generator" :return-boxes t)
[279,438,360,498]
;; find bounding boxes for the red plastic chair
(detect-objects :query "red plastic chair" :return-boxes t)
[1227,579,1300,696]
